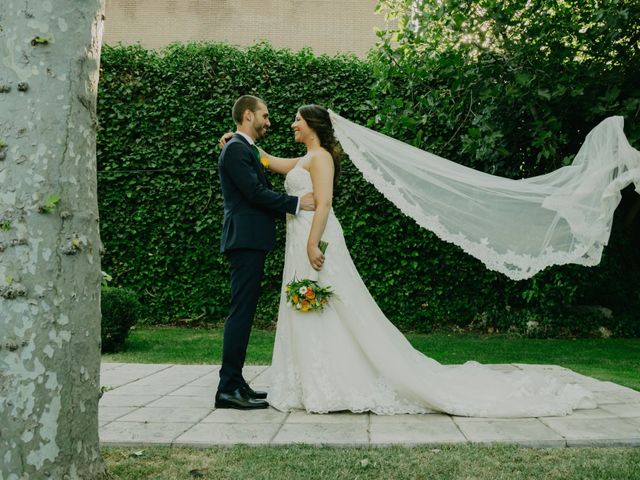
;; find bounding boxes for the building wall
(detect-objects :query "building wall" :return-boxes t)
[103,0,387,57]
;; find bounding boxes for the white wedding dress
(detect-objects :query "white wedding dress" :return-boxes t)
[266,160,596,417]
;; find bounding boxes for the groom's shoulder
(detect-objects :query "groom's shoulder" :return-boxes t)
[220,137,247,158]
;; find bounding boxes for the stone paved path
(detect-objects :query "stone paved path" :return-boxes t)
[99,362,640,448]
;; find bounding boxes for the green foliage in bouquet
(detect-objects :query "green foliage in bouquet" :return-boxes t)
[285,278,334,313]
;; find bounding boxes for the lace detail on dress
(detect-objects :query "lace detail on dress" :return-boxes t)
[284,165,314,196]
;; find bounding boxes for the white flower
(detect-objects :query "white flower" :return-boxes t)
[598,326,612,338]
[299,286,308,295]
[526,320,539,333]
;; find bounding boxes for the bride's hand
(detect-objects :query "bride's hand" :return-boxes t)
[218,131,234,148]
[307,244,325,271]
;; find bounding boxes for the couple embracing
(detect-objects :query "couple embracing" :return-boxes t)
[215,95,595,417]
[215,95,332,410]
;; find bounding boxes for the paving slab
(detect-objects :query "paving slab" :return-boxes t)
[370,414,466,446]
[147,394,214,409]
[167,385,214,397]
[241,366,269,382]
[133,365,211,386]
[99,406,138,426]
[285,410,368,425]
[540,417,640,447]
[106,384,180,396]
[100,421,193,445]
[453,417,566,447]
[272,422,369,446]
[202,408,288,424]
[186,370,220,387]
[100,393,161,408]
[100,363,172,388]
[593,388,640,405]
[544,407,621,420]
[99,362,640,448]
[176,422,282,446]
[117,406,212,424]
[600,403,640,418]
[100,362,126,372]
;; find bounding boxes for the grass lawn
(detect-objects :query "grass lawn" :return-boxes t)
[102,326,640,390]
[102,444,640,480]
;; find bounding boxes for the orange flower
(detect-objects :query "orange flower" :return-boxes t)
[285,277,333,312]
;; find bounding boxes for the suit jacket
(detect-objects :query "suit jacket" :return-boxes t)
[218,134,298,252]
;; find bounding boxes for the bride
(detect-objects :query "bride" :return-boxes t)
[249,104,597,417]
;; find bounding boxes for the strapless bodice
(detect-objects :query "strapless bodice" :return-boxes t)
[284,166,313,196]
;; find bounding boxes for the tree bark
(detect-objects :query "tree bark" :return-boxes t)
[0,1,106,478]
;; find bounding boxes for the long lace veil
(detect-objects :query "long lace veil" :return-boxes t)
[329,110,640,280]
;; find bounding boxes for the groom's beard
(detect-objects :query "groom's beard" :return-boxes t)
[253,120,268,139]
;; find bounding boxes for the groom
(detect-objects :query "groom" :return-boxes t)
[215,95,315,410]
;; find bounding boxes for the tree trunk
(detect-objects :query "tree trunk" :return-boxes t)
[0,1,106,478]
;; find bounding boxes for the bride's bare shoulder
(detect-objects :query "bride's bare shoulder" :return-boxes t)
[309,149,334,169]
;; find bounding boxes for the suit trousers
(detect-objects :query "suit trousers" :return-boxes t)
[217,248,267,393]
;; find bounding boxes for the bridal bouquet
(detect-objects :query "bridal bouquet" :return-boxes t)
[285,241,333,313]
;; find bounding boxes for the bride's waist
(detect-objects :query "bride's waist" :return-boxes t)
[289,208,335,217]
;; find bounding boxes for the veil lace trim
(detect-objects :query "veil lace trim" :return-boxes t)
[329,111,640,280]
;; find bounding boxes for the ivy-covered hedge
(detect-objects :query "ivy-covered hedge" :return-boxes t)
[97,43,374,327]
[97,41,639,336]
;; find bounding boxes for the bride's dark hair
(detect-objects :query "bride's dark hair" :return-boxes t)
[298,104,341,187]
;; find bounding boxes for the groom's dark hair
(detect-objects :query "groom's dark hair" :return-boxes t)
[232,95,264,125]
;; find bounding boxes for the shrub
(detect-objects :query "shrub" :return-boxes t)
[101,286,141,352]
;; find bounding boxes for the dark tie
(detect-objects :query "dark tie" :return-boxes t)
[251,144,260,162]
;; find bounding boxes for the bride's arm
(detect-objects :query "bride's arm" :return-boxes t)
[256,147,300,175]
[217,132,299,175]
[307,151,335,271]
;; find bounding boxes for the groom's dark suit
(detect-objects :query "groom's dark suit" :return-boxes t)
[217,133,298,394]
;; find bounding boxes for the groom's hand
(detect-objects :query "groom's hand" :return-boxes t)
[299,192,316,211]
[218,131,234,148]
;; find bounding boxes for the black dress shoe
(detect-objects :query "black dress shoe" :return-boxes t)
[215,387,269,410]
[241,384,267,400]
